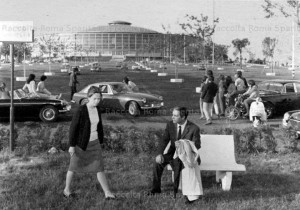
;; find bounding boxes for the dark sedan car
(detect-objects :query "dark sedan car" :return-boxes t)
[72,82,164,116]
[0,89,71,122]
[258,80,300,118]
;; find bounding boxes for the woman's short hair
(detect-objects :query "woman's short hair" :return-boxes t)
[173,106,189,119]
[248,80,255,86]
[87,86,102,98]
[236,71,242,78]
[40,75,47,81]
[206,69,214,77]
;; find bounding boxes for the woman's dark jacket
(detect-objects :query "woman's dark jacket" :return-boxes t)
[201,81,218,103]
[69,105,103,151]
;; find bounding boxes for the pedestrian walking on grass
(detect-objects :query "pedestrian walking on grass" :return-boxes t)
[63,86,116,200]
[201,76,218,125]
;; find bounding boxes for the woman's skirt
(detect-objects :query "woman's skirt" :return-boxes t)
[68,140,104,173]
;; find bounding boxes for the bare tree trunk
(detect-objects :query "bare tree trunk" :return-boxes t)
[239,50,242,69]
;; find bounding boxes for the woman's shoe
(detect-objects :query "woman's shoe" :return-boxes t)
[63,190,76,198]
[105,195,117,200]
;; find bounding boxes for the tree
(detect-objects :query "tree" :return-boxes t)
[262,37,277,72]
[232,38,250,68]
[213,44,229,64]
[38,34,60,61]
[262,0,300,24]
[0,43,32,63]
[180,14,219,64]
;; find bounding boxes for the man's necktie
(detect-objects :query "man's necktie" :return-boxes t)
[177,125,181,140]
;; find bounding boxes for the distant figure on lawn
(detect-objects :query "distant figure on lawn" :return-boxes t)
[0,82,10,99]
[201,76,218,125]
[148,106,203,204]
[123,76,139,92]
[69,67,79,101]
[36,75,62,99]
[199,76,208,119]
[63,86,116,200]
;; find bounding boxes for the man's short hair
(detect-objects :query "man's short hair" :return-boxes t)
[173,106,189,119]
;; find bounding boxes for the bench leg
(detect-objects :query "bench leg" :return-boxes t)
[216,171,232,191]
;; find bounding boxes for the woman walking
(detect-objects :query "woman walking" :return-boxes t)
[63,86,116,199]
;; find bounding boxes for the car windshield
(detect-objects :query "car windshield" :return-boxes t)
[111,83,131,93]
[258,82,283,93]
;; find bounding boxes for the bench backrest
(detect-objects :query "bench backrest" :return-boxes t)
[199,135,245,171]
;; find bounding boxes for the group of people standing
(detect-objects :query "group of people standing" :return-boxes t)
[199,70,260,125]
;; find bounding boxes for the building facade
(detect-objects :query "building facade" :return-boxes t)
[60,21,164,59]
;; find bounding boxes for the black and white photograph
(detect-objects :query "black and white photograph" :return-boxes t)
[1,0,300,209]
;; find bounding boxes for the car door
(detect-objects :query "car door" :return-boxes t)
[281,83,299,111]
[0,99,10,119]
[293,82,300,110]
[101,84,124,112]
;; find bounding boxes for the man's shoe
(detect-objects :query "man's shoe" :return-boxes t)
[146,190,161,196]
[184,195,202,204]
[204,121,212,125]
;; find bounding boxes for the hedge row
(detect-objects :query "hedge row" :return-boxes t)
[0,123,288,157]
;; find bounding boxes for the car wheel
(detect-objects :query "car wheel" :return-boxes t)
[128,101,140,116]
[39,105,58,122]
[80,98,88,105]
[225,106,239,120]
[264,102,274,118]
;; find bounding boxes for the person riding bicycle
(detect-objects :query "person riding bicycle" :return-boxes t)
[242,80,259,117]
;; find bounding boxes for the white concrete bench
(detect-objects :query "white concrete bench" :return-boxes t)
[165,135,246,191]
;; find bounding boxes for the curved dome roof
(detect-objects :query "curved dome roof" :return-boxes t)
[79,21,159,34]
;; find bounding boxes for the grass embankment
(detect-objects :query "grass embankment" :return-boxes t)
[1,123,300,209]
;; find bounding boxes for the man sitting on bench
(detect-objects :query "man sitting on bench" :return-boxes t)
[147,106,202,204]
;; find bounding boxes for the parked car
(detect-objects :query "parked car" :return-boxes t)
[258,80,300,118]
[282,110,300,139]
[90,62,101,72]
[131,65,141,70]
[0,89,71,122]
[72,82,164,116]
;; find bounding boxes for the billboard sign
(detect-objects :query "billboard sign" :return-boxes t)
[0,21,34,42]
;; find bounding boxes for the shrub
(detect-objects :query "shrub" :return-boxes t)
[213,125,277,154]
[282,125,299,152]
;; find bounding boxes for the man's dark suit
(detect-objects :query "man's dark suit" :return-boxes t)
[151,120,201,193]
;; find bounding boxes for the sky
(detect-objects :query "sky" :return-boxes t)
[1,0,299,63]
